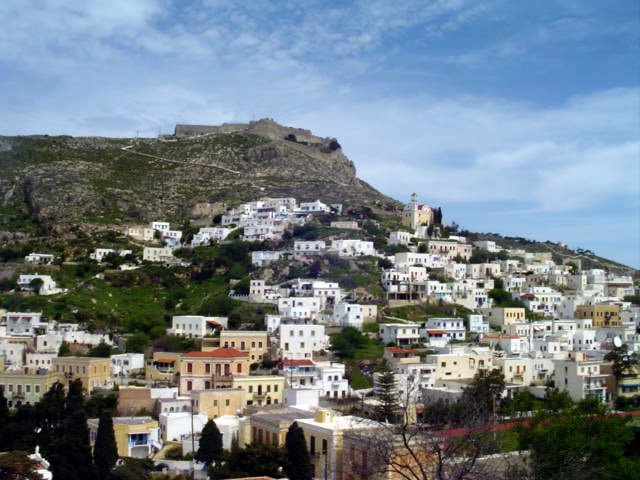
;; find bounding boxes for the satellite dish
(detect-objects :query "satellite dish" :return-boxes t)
[613,336,622,348]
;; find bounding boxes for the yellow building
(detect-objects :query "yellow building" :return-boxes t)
[297,410,379,480]
[180,348,251,394]
[145,351,181,385]
[232,375,285,407]
[249,408,316,447]
[52,356,112,391]
[401,193,433,230]
[88,416,160,458]
[216,330,270,363]
[480,307,526,327]
[192,388,245,418]
[576,304,621,328]
[0,371,63,408]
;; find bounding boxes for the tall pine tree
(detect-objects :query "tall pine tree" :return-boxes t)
[285,422,312,480]
[195,419,223,464]
[94,411,118,480]
[374,370,400,423]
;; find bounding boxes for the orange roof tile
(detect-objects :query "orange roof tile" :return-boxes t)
[182,348,249,358]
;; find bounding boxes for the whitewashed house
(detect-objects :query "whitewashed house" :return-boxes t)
[169,315,228,338]
[278,321,329,359]
[17,274,62,295]
[378,323,421,347]
[24,253,54,265]
[329,239,376,257]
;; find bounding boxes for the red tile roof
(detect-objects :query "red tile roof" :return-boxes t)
[182,348,248,358]
[281,359,315,366]
[426,330,447,335]
[154,358,176,364]
[386,347,416,355]
[206,320,223,326]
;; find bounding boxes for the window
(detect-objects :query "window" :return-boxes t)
[205,363,211,374]
[187,381,192,391]
[187,363,193,373]
[225,399,230,406]
[310,436,316,455]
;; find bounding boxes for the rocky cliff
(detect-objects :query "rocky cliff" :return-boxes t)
[0,119,398,233]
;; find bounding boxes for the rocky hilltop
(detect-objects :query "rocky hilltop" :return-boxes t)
[0,119,398,233]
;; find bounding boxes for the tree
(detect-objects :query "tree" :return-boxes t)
[94,411,118,480]
[329,327,366,360]
[374,370,400,423]
[58,341,71,357]
[195,420,223,465]
[0,451,42,480]
[50,410,94,479]
[605,344,639,388]
[125,332,149,353]
[0,387,10,451]
[209,442,286,480]
[65,378,84,414]
[285,422,312,480]
[89,341,113,358]
[461,369,506,418]
[29,277,44,293]
[518,409,639,479]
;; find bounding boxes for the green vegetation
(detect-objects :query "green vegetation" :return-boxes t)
[196,420,224,464]
[330,327,383,361]
[383,302,472,322]
[348,368,373,389]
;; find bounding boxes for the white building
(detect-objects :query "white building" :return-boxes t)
[378,323,421,347]
[151,221,171,232]
[467,314,489,334]
[278,297,322,319]
[332,303,378,330]
[143,246,175,263]
[159,411,208,441]
[24,253,54,265]
[191,227,234,247]
[329,239,376,257]
[111,353,145,376]
[297,200,330,213]
[3,312,46,336]
[423,317,466,345]
[251,251,284,266]
[26,351,57,372]
[294,240,327,254]
[553,352,608,403]
[17,274,61,295]
[278,321,329,360]
[169,316,228,338]
[388,231,412,246]
[473,240,500,252]
[90,248,132,263]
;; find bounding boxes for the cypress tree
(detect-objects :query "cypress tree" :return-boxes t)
[94,411,118,480]
[65,378,84,414]
[195,419,223,464]
[0,386,11,451]
[50,409,94,479]
[37,382,66,455]
[374,370,400,423]
[285,422,312,480]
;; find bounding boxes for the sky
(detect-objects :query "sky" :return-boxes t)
[1,0,639,267]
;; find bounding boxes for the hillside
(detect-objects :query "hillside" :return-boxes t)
[0,118,399,236]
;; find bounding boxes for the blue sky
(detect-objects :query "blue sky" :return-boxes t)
[1,0,639,267]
